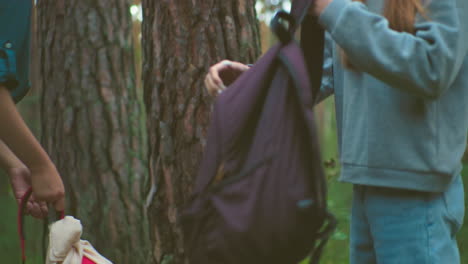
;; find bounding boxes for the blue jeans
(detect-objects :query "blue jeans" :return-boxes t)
[350,175,465,264]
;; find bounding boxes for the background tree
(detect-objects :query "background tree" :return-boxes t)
[141,1,261,263]
[36,0,150,262]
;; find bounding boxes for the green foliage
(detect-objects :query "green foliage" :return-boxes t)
[161,255,174,264]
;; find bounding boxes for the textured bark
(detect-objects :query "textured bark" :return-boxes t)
[37,1,150,263]
[141,1,261,263]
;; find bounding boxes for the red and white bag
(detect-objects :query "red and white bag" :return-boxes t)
[18,188,113,264]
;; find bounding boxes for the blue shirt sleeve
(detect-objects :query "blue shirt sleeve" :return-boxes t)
[0,41,20,91]
[0,0,32,103]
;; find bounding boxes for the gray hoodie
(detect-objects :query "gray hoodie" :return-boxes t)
[317,0,468,192]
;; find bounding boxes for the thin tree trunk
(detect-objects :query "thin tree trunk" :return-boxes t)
[141,1,261,263]
[37,0,149,262]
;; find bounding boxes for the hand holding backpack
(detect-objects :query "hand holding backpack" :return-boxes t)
[181,0,336,263]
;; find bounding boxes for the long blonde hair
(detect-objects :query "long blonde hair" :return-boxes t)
[341,0,428,68]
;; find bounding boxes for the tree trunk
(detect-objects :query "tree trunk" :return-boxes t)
[141,1,261,263]
[36,1,150,262]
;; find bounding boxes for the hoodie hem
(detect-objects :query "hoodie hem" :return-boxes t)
[339,163,461,192]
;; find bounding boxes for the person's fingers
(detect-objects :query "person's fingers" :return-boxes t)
[204,74,210,91]
[18,194,49,219]
[204,74,217,96]
[53,196,65,212]
[205,74,223,96]
[25,201,33,215]
[205,60,248,96]
[217,60,249,86]
[39,203,48,218]
[227,61,250,72]
[29,202,43,219]
[27,194,44,219]
[209,62,226,88]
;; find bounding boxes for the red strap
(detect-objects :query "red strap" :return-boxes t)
[18,187,32,263]
[18,187,65,263]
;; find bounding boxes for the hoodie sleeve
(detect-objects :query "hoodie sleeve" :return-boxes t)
[319,0,468,99]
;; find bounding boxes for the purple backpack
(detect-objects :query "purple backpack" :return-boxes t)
[181,1,336,263]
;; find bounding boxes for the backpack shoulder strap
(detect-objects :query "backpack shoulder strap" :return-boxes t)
[270,0,315,44]
[301,15,325,101]
[290,0,315,29]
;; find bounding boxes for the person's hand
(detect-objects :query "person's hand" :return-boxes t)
[204,60,250,96]
[30,165,65,212]
[309,0,333,16]
[8,166,48,218]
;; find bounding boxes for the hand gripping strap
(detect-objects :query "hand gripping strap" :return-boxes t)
[18,187,65,263]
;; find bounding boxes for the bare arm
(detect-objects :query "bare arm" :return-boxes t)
[0,86,65,211]
[0,137,24,169]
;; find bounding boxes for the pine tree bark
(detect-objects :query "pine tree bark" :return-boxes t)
[141,1,261,263]
[36,1,150,262]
